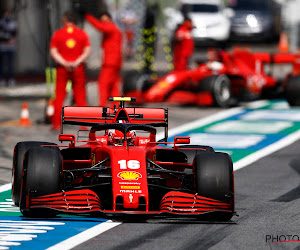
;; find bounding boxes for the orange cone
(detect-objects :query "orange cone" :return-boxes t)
[45,98,54,123]
[278,32,289,53]
[19,102,31,127]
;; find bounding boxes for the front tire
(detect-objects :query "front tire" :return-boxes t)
[194,152,234,220]
[12,141,58,206]
[20,147,62,217]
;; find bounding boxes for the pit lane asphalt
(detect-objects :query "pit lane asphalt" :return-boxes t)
[1,83,299,250]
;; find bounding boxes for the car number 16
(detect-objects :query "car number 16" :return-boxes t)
[118,160,140,169]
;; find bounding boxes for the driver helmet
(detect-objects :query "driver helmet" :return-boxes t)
[107,129,136,145]
[207,48,219,62]
[107,129,124,145]
[127,130,136,145]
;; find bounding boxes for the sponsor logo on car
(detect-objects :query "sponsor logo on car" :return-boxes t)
[120,190,142,193]
[117,171,142,180]
[119,182,141,185]
[121,186,140,190]
[138,139,150,145]
[129,194,133,203]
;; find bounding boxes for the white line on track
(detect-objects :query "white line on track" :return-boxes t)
[0,184,11,193]
[233,128,300,170]
[46,221,121,250]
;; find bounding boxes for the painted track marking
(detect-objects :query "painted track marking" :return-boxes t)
[46,221,121,250]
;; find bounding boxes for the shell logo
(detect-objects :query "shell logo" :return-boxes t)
[66,38,76,48]
[158,81,169,88]
[117,171,142,180]
[67,27,74,33]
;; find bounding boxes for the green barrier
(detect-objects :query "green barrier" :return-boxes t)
[45,67,72,99]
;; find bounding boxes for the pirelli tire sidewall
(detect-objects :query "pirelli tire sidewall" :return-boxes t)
[285,75,300,106]
[12,141,58,207]
[20,147,62,217]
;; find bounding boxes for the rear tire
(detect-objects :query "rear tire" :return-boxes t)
[194,152,234,221]
[12,141,58,206]
[123,71,154,94]
[285,75,300,106]
[20,147,62,217]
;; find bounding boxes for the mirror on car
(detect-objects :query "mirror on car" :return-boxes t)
[59,134,75,142]
[174,137,190,145]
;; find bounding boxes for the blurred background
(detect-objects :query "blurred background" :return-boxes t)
[1,0,300,83]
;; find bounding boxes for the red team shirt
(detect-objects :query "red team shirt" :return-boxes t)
[85,14,122,68]
[173,25,194,70]
[50,23,90,63]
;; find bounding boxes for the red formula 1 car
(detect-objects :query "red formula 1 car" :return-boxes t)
[123,48,300,107]
[12,97,234,221]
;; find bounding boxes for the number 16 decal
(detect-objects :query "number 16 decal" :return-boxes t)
[118,160,140,169]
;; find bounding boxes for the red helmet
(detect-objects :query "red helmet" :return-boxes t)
[107,130,123,145]
[127,130,136,145]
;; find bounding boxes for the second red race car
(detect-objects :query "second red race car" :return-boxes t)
[12,97,235,221]
[123,47,300,107]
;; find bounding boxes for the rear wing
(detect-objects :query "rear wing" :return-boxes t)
[61,106,169,140]
[253,53,296,64]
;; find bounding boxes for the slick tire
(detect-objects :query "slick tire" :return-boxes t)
[20,147,62,217]
[178,145,215,164]
[201,75,232,108]
[123,71,153,94]
[194,152,234,221]
[285,75,300,106]
[12,141,58,206]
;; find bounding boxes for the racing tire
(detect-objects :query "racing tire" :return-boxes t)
[12,141,58,207]
[20,147,62,217]
[194,152,234,221]
[200,75,232,108]
[285,75,300,106]
[123,71,154,94]
[178,145,214,164]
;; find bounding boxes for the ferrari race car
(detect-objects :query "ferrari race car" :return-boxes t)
[123,48,300,107]
[12,97,235,221]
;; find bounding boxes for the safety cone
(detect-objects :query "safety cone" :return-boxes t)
[278,32,289,53]
[45,98,54,124]
[19,102,31,127]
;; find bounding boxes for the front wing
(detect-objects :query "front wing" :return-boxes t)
[23,189,233,217]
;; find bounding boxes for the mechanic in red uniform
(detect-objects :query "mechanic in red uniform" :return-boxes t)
[173,17,194,71]
[50,11,91,130]
[85,11,122,107]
